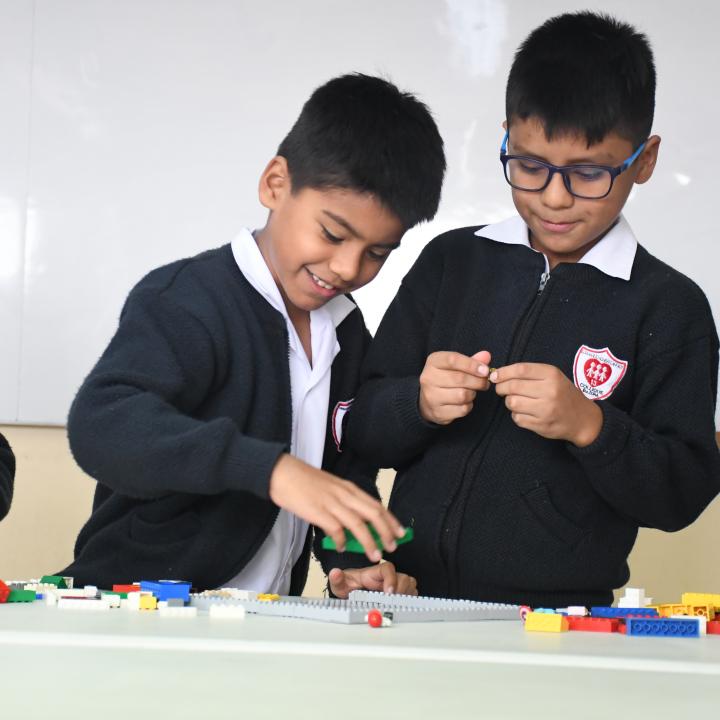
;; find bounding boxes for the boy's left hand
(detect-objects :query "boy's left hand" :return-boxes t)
[328,562,418,598]
[491,363,603,447]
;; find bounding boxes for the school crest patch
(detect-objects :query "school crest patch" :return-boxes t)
[331,399,354,452]
[572,346,628,401]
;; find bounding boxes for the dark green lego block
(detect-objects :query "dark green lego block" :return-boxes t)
[321,526,414,553]
[7,589,37,603]
[40,575,67,589]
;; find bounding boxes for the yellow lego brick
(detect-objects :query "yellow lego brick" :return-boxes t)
[681,593,720,609]
[524,612,569,633]
[257,593,280,602]
[139,595,157,610]
[657,603,692,617]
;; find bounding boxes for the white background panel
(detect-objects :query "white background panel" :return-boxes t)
[0,0,33,423]
[3,0,719,424]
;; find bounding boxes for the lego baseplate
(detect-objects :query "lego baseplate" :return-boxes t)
[189,590,520,624]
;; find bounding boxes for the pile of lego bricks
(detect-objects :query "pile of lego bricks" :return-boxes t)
[522,588,720,637]
[0,575,199,616]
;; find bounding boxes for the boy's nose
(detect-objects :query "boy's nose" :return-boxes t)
[328,248,362,285]
[541,171,574,209]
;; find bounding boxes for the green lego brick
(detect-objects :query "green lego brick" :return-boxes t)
[7,589,37,603]
[321,526,414,553]
[40,575,67,589]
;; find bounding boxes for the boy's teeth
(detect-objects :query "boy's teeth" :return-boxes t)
[312,273,334,290]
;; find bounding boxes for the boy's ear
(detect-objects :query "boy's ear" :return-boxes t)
[258,156,291,210]
[634,135,661,185]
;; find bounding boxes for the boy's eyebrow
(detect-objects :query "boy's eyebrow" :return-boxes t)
[322,209,401,249]
[511,141,615,165]
[322,210,364,239]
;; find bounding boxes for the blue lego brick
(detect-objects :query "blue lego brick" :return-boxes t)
[591,607,659,618]
[139,580,191,602]
[625,618,700,637]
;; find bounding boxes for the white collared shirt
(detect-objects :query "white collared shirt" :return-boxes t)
[225,228,355,594]
[475,214,637,280]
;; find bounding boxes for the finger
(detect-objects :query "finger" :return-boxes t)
[510,411,539,430]
[471,350,492,367]
[317,514,348,553]
[342,484,406,547]
[328,568,352,598]
[396,574,418,596]
[503,395,540,416]
[330,503,383,562]
[375,561,398,594]
[430,351,488,377]
[433,370,490,391]
[491,362,547,384]
[494,379,542,399]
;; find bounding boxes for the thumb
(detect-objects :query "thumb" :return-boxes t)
[328,568,352,598]
[472,350,492,367]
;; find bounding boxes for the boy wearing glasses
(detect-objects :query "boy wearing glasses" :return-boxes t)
[337,12,720,607]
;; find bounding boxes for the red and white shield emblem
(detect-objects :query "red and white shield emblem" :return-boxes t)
[572,346,628,401]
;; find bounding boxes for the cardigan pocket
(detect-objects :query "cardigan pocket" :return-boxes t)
[129,495,200,544]
[522,485,586,546]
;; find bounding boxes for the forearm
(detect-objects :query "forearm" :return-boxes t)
[569,402,720,530]
[345,376,439,469]
[68,377,287,500]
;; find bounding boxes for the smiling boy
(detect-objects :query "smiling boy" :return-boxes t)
[62,74,445,594]
[343,13,720,606]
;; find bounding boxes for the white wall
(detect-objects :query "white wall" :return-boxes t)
[1,0,719,425]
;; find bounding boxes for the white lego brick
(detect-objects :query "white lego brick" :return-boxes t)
[562,606,589,616]
[671,614,707,634]
[209,604,247,620]
[100,592,121,609]
[83,585,98,597]
[158,606,198,618]
[57,597,111,611]
[124,591,142,611]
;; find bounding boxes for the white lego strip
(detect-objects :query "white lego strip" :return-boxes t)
[209,605,247,620]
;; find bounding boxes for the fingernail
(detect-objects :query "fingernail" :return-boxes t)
[371,550,382,562]
[337,545,345,553]
[396,526,406,538]
[386,586,394,595]
[387,541,397,552]
[489,371,498,383]
[478,364,489,376]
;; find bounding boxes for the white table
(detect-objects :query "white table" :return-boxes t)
[1,602,719,718]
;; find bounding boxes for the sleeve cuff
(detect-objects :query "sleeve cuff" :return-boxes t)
[567,401,631,467]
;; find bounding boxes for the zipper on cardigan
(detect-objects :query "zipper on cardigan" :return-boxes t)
[442,267,553,596]
[538,271,550,293]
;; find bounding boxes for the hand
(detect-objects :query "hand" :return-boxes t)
[491,363,603,447]
[269,454,406,563]
[328,562,418,598]
[418,350,492,425]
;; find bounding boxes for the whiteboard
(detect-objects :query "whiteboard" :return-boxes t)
[1,0,719,425]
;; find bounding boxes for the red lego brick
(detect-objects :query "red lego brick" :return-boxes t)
[707,620,720,635]
[0,580,10,604]
[567,616,620,633]
[112,584,140,594]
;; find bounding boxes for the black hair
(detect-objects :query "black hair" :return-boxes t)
[506,12,656,146]
[277,73,445,229]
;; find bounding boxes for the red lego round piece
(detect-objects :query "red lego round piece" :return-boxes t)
[367,609,383,628]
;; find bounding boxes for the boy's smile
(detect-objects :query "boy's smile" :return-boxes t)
[505,117,659,268]
[255,157,404,319]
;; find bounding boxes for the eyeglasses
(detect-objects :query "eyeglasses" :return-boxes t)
[499,131,646,199]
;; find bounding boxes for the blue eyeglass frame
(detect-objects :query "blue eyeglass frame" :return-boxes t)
[499,130,647,199]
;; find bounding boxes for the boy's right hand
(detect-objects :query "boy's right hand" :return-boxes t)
[268,454,406,563]
[418,350,492,425]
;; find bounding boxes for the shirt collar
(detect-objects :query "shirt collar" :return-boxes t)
[475,214,637,281]
[230,227,356,327]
